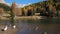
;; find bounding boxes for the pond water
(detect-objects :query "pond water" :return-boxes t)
[0,18,60,34]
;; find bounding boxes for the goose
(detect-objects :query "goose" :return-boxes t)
[1,26,8,31]
[35,26,39,30]
[44,32,47,34]
[13,25,16,29]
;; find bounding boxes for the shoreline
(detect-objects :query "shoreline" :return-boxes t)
[0,16,47,20]
[0,16,59,20]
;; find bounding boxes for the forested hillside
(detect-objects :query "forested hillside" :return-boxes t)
[0,3,11,11]
[22,0,60,16]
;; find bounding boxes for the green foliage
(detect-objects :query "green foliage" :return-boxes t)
[27,10,33,16]
[22,0,60,16]
[10,9,15,25]
[0,3,11,11]
[10,9,14,19]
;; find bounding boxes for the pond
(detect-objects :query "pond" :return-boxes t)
[0,18,60,34]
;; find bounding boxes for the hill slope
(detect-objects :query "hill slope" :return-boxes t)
[22,0,60,16]
[0,3,11,11]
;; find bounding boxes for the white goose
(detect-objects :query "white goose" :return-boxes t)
[1,26,8,31]
[44,32,47,34]
[13,25,16,29]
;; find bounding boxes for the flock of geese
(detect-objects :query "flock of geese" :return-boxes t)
[1,25,16,31]
[1,25,47,34]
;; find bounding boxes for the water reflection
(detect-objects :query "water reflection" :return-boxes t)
[0,18,60,34]
[16,18,60,34]
[17,24,60,34]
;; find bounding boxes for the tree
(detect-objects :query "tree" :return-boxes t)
[27,9,32,16]
[10,2,16,26]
